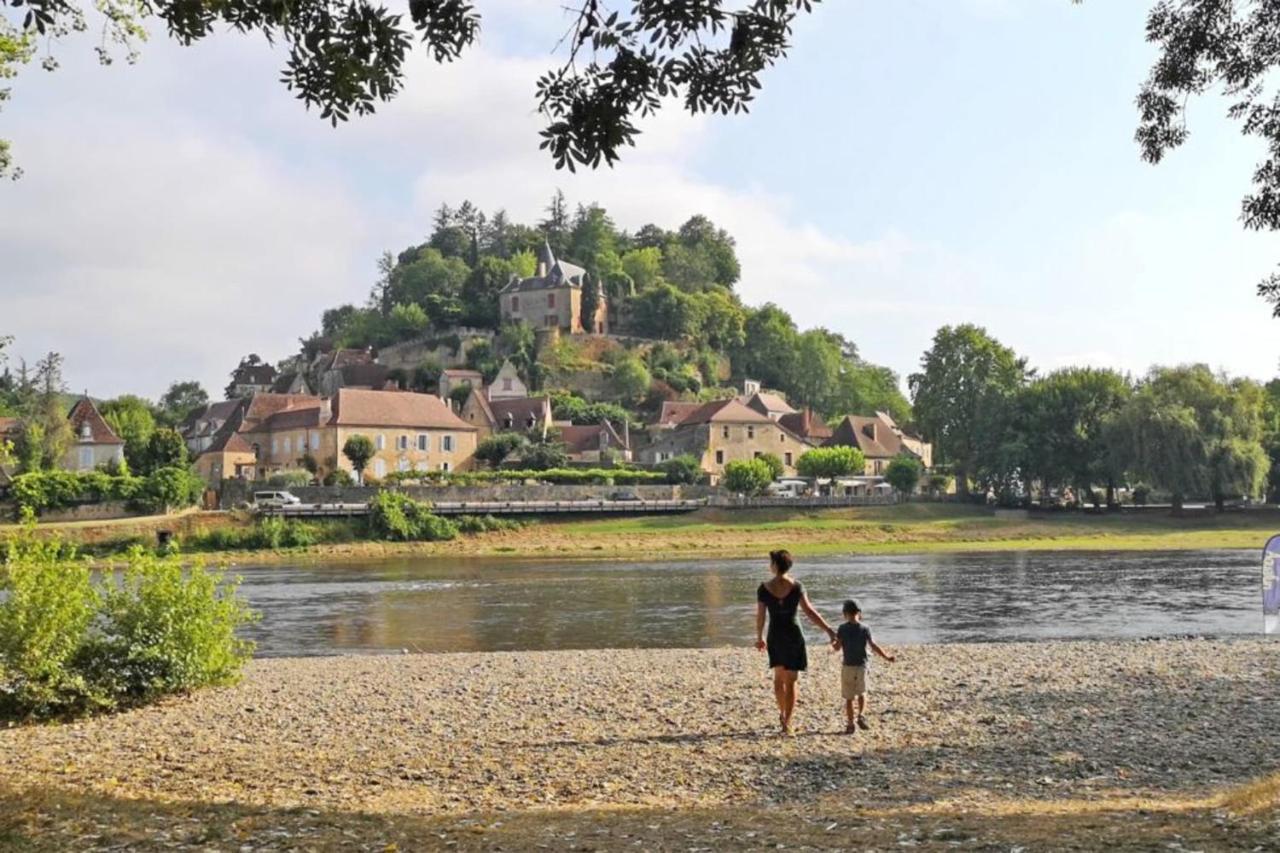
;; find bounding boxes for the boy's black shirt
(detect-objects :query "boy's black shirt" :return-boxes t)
[837,621,872,666]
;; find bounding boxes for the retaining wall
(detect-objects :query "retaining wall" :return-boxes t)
[219,480,717,509]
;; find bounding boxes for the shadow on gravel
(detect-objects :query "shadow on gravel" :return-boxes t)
[2,784,1277,852]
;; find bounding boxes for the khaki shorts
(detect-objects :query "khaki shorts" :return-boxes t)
[841,665,867,699]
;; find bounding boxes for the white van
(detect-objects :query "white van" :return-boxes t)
[253,490,302,509]
[767,480,807,499]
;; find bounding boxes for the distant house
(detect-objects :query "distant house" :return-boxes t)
[498,241,608,334]
[228,359,277,398]
[271,371,313,396]
[487,359,528,400]
[649,401,704,436]
[439,368,483,401]
[460,390,554,441]
[826,411,932,476]
[64,397,126,472]
[739,379,797,421]
[314,348,393,396]
[181,399,246,456]
[638,398,813,483]
[558,421,632,464]
[193,389,478,482]
[778,408,833,444]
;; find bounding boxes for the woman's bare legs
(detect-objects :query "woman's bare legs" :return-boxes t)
[772,666,788,730]
[773,667,799,733]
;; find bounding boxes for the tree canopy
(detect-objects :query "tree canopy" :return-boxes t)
[0,0,823,177]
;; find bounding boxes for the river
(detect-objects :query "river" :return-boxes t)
[228,549,1264,657]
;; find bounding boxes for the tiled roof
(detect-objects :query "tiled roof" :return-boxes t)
[741,392,796,417]
[489,397,552,431]
[255,406,326,432]
[0,416,21,437]
[442,369,483,380]
[330,388,474,430]
[326,348,374,370]
[500,243,589,293]
[779,408,833,441]
[677,398,774,426]
[243,393,323,426]
[181,400,245,437]
[655,401,703,427]
[827,415,900,459]
[558,421,629,454]
[67,397,124,445]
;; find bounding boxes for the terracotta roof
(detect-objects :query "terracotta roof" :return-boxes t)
[779,408,833,441]
[242,393,323,426]
[557,421,629,454]
[330,388,474,430]
[741,392,796,417]
[489,397,552,431]
[255,406,325,432]
[0,416,21,437]
[677,398,774,426]
[655,401,703,427]
[827,415,901,459]
[182,400,245,437]
[67,397,124,445]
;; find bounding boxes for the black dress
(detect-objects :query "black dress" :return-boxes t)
[758,581,808,672]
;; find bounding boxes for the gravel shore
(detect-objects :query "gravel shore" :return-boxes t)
[3,639,1280,849]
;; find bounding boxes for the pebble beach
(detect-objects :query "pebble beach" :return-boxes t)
[3,639,1280,850]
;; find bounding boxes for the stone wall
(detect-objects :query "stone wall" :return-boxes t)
[219,480,717,508]
[38,501,142,523]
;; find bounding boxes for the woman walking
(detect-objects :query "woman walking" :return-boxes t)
[755,549,837,735]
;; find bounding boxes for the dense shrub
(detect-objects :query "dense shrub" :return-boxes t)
[662,454,704,485]
[366,492,457,542]
[323,468,356,486]
[10,470,144,517]
[379,468,668,487]
[455,514,524,534]
[757,453,785,480]
[135,466,205,514]
[885,454,923,494]
[723,459,774,496]
[0,525,257,721]
[796,446,866,479]
[265,469,315,488]
[183,518,345,552]
[90,550,257,703]
[0,532,104,717]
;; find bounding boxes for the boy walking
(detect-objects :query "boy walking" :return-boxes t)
[833,599,895,733]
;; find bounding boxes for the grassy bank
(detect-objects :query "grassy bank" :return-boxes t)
[4,503,1276,565]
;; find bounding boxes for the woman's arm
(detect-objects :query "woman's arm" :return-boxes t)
[799,592,837,640]
[755,601,767,651]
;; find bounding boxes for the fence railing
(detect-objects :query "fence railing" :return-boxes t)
[709,495,899,509]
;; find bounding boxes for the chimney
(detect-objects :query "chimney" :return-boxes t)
[319,397,333,424]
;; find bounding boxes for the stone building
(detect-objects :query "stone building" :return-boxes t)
[638,398,813,483]
[826,411,932,476]
[63,397,126,471]
[459,391,554,441]
[558,421,632,464]
[498,242,608,334]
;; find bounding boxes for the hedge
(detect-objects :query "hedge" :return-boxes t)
[378,468,668,487]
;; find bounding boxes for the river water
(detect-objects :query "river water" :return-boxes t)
[229,549,1265,657]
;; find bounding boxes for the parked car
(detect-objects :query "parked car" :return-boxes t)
[767,480,807,499]
[252,490,302,509]
[608,490,643,502]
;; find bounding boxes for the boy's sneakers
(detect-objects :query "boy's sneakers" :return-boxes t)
[856,714,870,731]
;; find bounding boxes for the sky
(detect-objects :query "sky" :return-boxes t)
[1,0,1278,400]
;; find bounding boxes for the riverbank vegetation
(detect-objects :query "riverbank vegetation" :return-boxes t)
[0,525,255,721]
[9,503,1268,566]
